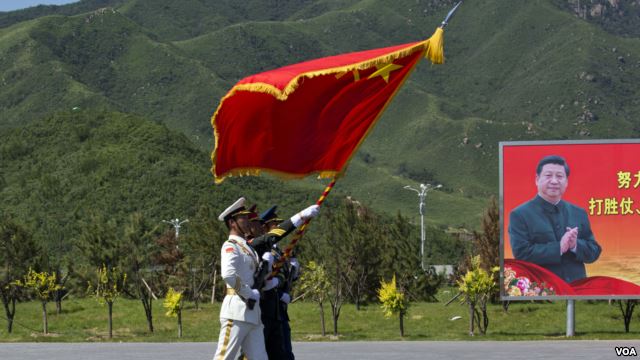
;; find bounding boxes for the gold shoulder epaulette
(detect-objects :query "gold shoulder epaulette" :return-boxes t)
[268,228,286,237]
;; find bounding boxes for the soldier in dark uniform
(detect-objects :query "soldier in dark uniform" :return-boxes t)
[254,206,287,359]
[261,206,299,360]
[280,253,299,360]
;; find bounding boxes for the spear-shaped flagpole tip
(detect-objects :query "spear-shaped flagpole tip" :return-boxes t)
[441,1,462,29]
[424,2,462,63]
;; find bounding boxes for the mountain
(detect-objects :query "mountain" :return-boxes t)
[1,0,640,228]
[0,110,321,251]
[551,0,640,37]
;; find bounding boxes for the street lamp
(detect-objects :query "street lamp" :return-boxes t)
[162,218,189,248]
[403,183,442,272]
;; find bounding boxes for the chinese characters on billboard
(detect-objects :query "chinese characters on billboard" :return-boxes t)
[501,140,640,299]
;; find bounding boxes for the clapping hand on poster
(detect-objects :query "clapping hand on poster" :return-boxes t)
[561,227,578,254]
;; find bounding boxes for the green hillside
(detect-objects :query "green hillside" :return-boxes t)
[0,0,126,28]
[1,0,640,229]
[0,111,324,253]
[0,9,225,137]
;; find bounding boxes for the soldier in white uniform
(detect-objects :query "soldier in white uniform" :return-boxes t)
[213,197,319,360]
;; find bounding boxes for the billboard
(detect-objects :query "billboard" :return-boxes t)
[500,140,640,299]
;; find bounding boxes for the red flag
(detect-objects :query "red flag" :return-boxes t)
[211,28,445,184]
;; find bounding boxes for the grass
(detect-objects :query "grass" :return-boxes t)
[2,288,639,342]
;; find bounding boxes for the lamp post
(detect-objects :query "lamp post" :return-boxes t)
[162,218,189,248]
[403,183,442,272]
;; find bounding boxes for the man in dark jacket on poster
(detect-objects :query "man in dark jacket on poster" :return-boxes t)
[509,155,602,283]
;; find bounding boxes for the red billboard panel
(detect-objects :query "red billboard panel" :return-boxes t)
[501,140,640,299]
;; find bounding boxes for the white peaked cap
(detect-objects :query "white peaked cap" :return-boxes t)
[218,197,248,221]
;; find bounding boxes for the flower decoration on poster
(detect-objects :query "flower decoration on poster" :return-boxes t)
[504,267,556,296]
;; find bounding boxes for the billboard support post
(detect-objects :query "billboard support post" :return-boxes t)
[566,300,575,337]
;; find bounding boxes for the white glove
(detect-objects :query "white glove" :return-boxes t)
[249,289,260,301]
[280,292,291,304]
[262,277,279,291]
[262,251,275,269]
[301,204,320,219]
[291,204,320,227]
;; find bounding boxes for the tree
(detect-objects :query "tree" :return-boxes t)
[36,214,70,315]
[472,197,500,274]
[87,264,127,339]
[163,287,184,338]
[151,230,185,292]
[122,212,159,333]
[382,212,442,302]
[323,207,346,336]
[377,274,408,337]
[337,200,381,309]
[76,212,159,333]
[15,269,62,335]
[74,213,122,270]
[411,269,443,302]
[178,205,226,308]
[0,218,39,333]
[298,261,331,336]
[619,300,637,333]
[52,266,70,315]
[457,255,499,336]
[459,198,502,308]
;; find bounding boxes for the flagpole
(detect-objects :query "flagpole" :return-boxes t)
[270,177,337,277]
[267,3,460,272]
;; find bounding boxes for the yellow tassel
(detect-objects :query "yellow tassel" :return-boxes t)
[317,171,340,179]
[424,27,444,64]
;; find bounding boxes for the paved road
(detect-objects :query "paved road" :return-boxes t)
[1,341,639,360]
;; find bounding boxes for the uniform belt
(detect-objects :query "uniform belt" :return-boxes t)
[226,288,238,296]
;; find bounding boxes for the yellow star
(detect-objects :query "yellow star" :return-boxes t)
[367,62,403,83]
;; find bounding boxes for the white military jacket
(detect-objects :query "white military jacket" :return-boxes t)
[219,234,262,324]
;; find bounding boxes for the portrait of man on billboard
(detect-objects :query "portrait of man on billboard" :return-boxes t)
[508,155,602,283]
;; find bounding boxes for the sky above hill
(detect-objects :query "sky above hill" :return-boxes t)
[0,0,79,12]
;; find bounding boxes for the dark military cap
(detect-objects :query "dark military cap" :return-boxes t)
[260,205,283,225]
